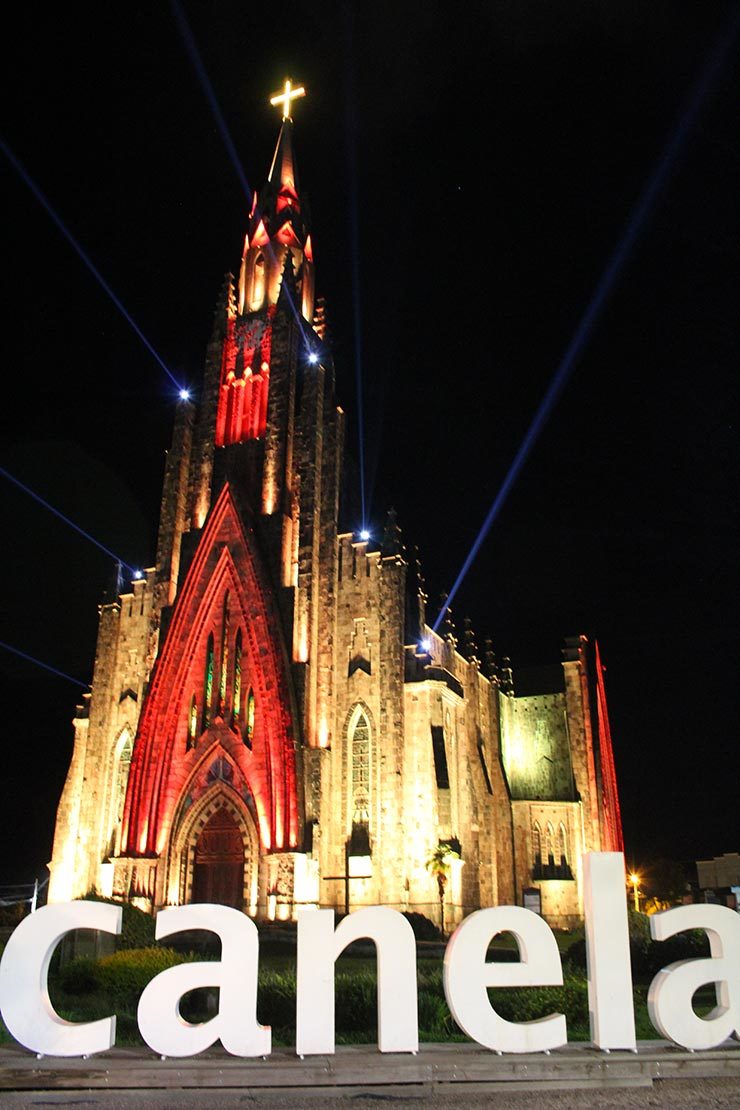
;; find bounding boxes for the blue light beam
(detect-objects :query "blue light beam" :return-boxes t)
[0,466,137,575]
[0,640,90,689]
[170,0,253,206]
[343,4,368,532]
[433,8,740,633]
[0,138,184,394]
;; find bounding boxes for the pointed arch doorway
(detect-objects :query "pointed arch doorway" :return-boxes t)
[191,807,244,909]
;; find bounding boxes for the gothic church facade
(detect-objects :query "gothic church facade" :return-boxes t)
[49,101,623,931]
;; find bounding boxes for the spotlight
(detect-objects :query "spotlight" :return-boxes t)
[359,529,370,541]
[132,569,143,581]
[307,352,319,365]
[420,639,432,653]
[179,388,191,401]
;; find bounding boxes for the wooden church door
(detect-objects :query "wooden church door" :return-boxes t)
[191,808,244,909]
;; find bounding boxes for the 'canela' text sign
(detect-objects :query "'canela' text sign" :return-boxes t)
[0,854,738,1058]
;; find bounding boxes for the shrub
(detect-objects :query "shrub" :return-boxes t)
[82,896,156,951]
[257,969,297,1035]
[58,947,197,1014]
[418,990,455,1038]
[563,917,710,983]
[489,977,590,1028]
[402,912,442,942]
[95,947,197,1010]
[58,957,100,996]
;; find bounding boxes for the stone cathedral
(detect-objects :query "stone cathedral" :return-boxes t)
[49,87,623,931]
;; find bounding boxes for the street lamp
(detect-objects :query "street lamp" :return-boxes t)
[629,872,640,913]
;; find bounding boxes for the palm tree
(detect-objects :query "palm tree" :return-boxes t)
[425,842,460,935]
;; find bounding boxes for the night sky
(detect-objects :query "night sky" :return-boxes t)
[2,2,738,887]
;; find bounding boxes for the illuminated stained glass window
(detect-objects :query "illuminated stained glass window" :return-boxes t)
[245,689,255,748]
[202,633,215,731]
[351,709,370,824]
[219,592,230,711]
[187,695,198,749]
[232,629,242,728]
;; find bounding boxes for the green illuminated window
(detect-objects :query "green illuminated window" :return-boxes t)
[202,633,215,730]
[219,592,230,710]
[232,629,242,728]
[187,695,198,749]
[245,688,255,748]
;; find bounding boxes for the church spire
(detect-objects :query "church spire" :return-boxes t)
[238,81,314,321]
[267,118,300,198]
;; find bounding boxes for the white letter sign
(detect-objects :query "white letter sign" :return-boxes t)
[137,904,269,1057]
[648,904,740,1050]
[584,852,636,1049]
[296,907,418,1055]
[443,906,567,1053]
[0,901,121,1056]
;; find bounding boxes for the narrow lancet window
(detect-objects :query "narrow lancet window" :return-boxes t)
[245,688,255,748]
[232,629,242,729]
[187,695,198,749]
[219,592,230,712]
[350,708,370,825]
[115,734,133,822]
[559,823,568,865]
[202,633,215,731]
[251,253,266,309]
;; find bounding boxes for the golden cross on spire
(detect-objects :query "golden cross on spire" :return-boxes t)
[269,78,306,121]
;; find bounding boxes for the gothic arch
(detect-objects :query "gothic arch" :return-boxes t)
[167,781,260,913]
[121,484,299,860]
[342,700,375,737]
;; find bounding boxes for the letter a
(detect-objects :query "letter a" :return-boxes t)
[648,903,740,1050]
[137,905,269,1057]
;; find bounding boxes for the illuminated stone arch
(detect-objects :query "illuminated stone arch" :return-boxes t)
[107,726,134,856]
[120,484,299,860]
[167,780,260,914]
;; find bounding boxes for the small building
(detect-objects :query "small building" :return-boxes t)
[696,853,740,911]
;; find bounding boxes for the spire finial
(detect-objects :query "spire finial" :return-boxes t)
[269,78,306,121]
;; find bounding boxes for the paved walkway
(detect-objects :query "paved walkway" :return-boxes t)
[0,1040,738,1098]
